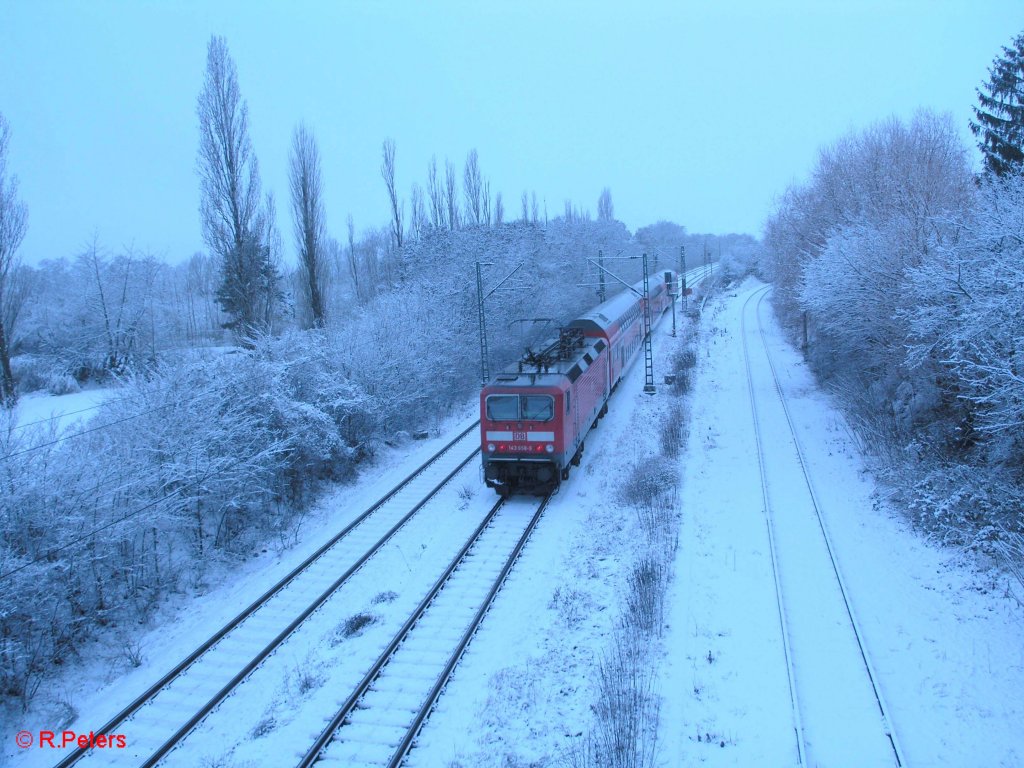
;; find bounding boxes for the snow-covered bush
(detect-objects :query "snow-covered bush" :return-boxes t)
[0,329,372,708]
[44,371,80,396]
[617,457,678,542]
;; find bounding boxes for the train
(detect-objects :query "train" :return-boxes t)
[480,270,679,496]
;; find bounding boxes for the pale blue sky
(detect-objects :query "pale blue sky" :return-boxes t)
[2,1,1022,265]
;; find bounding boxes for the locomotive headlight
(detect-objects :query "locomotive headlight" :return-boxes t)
[545,444,554,453]
[488,443,496,452]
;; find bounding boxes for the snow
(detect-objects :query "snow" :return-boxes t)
[5,279,1022,767]
[10,388,115,434]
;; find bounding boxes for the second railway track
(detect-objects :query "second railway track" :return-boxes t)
[741,285,904,767]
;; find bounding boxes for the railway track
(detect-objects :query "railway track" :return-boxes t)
[297,493,549,768]
[741,286,905,767]
[53,423,482,768]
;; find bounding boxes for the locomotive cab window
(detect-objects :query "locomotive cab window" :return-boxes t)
[522,395,554,421]
[486,395,520,421]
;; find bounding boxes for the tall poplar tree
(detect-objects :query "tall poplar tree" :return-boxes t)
[196,35,277,340]
[289,123,327,328]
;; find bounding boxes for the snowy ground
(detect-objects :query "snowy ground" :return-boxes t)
[9,388,115,434]
[5,280,1023,767]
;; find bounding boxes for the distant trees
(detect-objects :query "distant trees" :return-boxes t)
[289,124,327,328]
[971,31,1024,177]
[0,113,27,407]
[196,35,278,341]
[764,111,972,332]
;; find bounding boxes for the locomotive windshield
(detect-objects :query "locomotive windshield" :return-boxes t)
[486,395,520,421]
[522,395,554,421]
[485,394,555,422]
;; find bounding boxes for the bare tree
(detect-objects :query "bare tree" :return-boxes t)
[521,190,529,222]
[346,214,361,303]
[482,178,492,226]
[409,182,427,241]
[381,138,403,249]
[426,155,445,229]
[196,35,275,340]
[463,149,483,226]
[598,187,614,222]
[0,113,27,407]
[289,123,326,328]
[495,191,504,225]
[84,242,159,374]
[445,159,460,230]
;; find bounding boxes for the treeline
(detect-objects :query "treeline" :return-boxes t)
[761,108,1023,554]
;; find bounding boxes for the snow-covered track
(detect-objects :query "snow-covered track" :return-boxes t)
[298,493,550,768]
[51,423,482,768]
[741,286,905,767]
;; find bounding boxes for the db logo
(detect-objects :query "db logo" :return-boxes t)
[513,431,527,441]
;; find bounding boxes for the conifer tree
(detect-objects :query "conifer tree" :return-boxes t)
[971,32,1024,177]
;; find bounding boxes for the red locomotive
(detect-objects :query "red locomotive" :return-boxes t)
[481,271,678,495]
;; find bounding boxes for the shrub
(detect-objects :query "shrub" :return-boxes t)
[658,402,686,459]
[337,612,376,640]
[617,458,679,543]
[624,557,667,637]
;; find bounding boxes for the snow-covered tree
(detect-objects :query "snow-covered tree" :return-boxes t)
[905,174,1024,463]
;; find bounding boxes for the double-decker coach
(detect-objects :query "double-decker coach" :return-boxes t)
[481,271,678,496]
